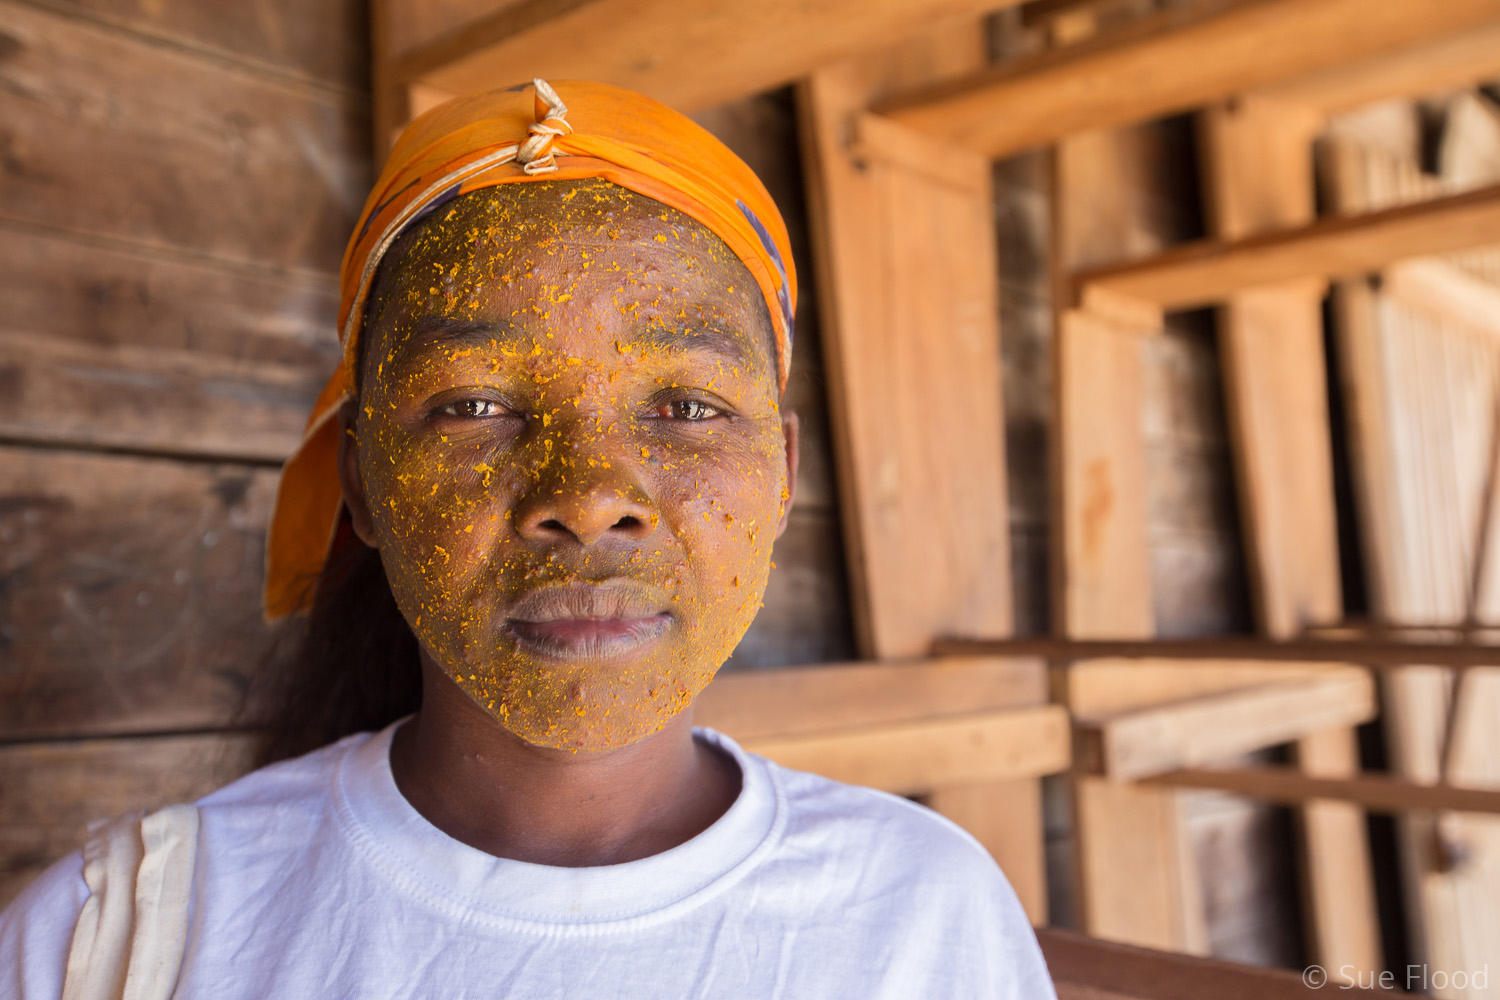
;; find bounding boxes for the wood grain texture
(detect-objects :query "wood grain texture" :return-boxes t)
[0,222,339,368]
[0,447,278,741]
[32,0,369,90]
[799,53,1011,660]
[877,0,1500,157]
[1150,765,1500,817]
[0,331,325,460]
[386,0,1021,116]
[0,733,254,908]
[0,1,369,276]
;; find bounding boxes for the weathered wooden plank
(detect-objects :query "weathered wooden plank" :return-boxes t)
[37,0,369,90]
[799,51,1012,660]
[0,221,339,368]
[1076,182,1500,311]
[0,733,255,908]
[385,0,1022,116]
[1074,672,1376,782]
[876,0,1500,158]
[0,447,277,741]
[0,331,325,460]
[698,657,1046,740]
[742,706,1070,795]
[0,1,368,275]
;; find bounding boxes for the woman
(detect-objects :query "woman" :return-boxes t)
[0,80,1055,999]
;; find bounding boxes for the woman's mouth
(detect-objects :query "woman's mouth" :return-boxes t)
[503,583,673,660]
[506,614,672,660]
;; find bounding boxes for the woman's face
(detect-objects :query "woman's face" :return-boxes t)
[345,181,793,751]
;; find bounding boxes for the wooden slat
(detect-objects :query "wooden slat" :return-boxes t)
[938,636,1500,669]
[1255,21,1500,118]
[742,706,1070,795]
[0,331,324,461]
[1038,927,1411,998]
[385,0,1023,116]
[1074,672,1376,782]
[0,1,367,276]
[1148,767,1500,817]
[0,222,339,368]
[799,48,1012,660]
[0,733,254,908]
[0,447,277,741]
[876,0,1500,158]
[1076,182,1500,311]
[36,0,370,90]
[696,657,1046,741]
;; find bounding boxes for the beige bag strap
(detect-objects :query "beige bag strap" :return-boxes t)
[62,805,200,1000]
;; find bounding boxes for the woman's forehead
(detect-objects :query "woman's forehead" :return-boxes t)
[360,180,776,386]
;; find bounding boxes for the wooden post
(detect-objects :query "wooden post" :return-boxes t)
[799,25,1050,922]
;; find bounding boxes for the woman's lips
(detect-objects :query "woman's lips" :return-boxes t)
[503,582,672,660]
[506,613,672,660]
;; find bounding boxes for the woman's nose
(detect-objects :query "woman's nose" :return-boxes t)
[512,462,659,547]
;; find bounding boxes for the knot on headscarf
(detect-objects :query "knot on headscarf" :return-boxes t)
[516,78,573,175]
[263,78,798,619]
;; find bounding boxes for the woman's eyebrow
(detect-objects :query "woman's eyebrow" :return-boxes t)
[385,316,520,374]
[633,323,758,367]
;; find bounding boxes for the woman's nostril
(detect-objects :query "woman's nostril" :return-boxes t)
[613,515,642,531]
[540,518,567,533]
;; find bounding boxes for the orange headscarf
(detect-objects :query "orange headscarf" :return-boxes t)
[264,79,797,619]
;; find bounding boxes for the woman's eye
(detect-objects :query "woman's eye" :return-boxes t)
[441,399,501,418]
[656,400,721,421]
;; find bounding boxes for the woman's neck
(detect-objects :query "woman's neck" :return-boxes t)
[387,658,741,867]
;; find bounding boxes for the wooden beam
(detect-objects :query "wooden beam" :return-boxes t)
[741,706,1071,796]
[928,778,1048,925]
[383,0,1022,118]
[1255,20,1500,117]
[935,636,1500,669]
[1147,767,1500,817]
[799,37,1013,660]
[694,657,1046,741]
[876,0,1500,158]
[1074,672,1376,782]
[1075,183,1500,311]
[1037,927,1413,998]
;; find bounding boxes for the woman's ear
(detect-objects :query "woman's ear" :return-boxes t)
[776,410,800,538]
[337,398,379,548]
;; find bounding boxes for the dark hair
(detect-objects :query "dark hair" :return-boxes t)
[248,531,421,768]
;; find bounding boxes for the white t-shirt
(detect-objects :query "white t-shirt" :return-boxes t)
[0,723,1056,999]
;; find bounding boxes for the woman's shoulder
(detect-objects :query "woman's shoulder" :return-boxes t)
[739,745,1019,904]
